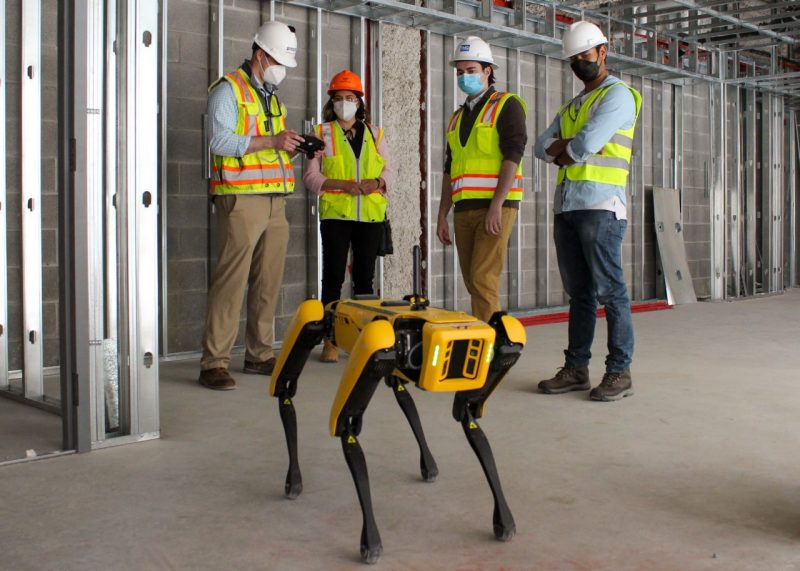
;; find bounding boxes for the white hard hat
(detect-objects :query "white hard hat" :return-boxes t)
[562,21,608,59]
[254,21,298,68]
[450,36,498,69]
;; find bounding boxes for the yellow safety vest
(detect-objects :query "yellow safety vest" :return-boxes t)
[556,81,642,188]
[209,67,295,195]
[446,91,526,204]
[314,121,387,222]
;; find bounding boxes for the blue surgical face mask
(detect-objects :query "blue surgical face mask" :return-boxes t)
[457,73,485,96]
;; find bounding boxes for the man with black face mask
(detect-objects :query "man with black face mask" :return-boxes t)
[534,21,642,402]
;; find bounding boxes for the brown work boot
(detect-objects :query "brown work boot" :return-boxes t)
[590,370,634,402]
[537,366,591,394]
[198,368,236,390]
[243,357,276,375]
[320,339,339,363]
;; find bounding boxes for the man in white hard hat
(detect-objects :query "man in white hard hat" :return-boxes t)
[534,21,642,401]
[436,36,528,322]
[199,21,305,390]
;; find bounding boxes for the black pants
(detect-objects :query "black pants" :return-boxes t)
[320,219,383,305]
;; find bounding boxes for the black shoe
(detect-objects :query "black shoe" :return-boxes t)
[243,357,276,376]
[199,368,236,390]
[537,366,591,394]
[590,370,634,402]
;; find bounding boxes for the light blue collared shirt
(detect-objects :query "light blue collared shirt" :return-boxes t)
[534,75,636,220]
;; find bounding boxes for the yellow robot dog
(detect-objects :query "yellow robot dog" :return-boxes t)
[270,246,526,564]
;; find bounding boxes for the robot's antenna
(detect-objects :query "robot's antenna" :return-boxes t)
[412,245,421,300]
[409,245,429,310]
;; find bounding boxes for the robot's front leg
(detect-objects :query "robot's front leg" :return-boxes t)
[386,376,439,482]
[452,312,527,541]
[459,409,516,541]
[270,300,326,499]
[329,319,396,564]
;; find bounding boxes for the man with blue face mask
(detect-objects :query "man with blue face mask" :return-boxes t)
[534,21,642,402]
[199,21,305,390]
[436,36,528,323]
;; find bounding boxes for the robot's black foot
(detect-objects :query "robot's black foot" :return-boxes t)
[284,469,303,500]
[493,522,516,541]
[493,506,516,541]
[421,458,439,482]
[360,543,383,565]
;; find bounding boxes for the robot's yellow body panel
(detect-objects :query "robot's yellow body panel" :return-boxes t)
[332,299,496,392]
[329,319,395,437]
[269,299,325,398]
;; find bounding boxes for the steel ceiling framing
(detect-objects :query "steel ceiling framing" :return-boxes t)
[283,0,800,106]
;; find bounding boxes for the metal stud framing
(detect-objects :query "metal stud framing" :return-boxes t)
[0,0,7,391]
[123,0,160,438]
[710,81,726,300]
[85,0,107,442]
[21,0,44,399]
[507,48,522,311]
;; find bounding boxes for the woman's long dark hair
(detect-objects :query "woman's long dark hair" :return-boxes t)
[322,94,370,124]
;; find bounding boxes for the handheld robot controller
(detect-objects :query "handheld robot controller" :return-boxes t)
[269,245,527,563]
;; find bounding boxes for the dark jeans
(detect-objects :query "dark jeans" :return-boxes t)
[320,219,383,306]
[554,210,634,373]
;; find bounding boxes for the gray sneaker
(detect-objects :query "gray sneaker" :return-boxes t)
[590,370,634,401]
[537,366,591,394]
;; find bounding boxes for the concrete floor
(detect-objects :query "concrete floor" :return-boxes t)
[2,290,800,570]
[0,397,62,462]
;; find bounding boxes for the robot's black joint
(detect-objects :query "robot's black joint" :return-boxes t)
[345,415,364,437]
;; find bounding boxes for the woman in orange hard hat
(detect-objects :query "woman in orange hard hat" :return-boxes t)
[303,70,393,363]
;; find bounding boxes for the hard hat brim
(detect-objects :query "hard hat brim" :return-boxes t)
[327,88,365,97]
[562,42,606,59]
[448,57,499,70]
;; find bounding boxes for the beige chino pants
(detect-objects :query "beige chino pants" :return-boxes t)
[201,194,289,370]
[453,207,518,323]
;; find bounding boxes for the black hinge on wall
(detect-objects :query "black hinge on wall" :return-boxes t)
[70,138,77,172]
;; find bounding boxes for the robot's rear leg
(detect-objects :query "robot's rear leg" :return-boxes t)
[387,377,439,482]
[341,430,383,564]
[460,410,516,541]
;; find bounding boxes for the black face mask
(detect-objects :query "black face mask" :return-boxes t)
[570,58,600,82]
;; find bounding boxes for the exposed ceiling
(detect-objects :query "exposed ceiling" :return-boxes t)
[280,0,800,106]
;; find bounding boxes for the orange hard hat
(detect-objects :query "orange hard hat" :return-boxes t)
[327,70,364,97]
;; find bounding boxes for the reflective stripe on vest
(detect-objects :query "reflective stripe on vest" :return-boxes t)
[209,67,295,195]
[314,121,387,222]
[556,82,642,188]
[447,91,526,203]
